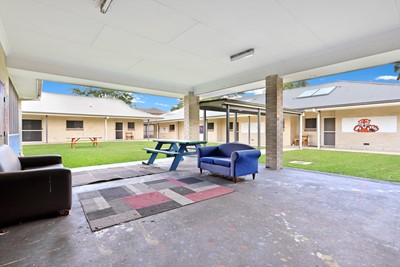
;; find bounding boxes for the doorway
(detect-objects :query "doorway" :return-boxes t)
[115,122,123,140]
[324,118,335,146]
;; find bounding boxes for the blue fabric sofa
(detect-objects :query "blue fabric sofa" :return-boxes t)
[197,143,261,183]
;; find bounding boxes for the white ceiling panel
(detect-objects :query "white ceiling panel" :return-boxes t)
[34,0,197,44]
[0,0,102,46]
[159,0,326,60]
[130,61,213,86]
[0,0,399,98]
[6,25,85,65]
[277,0,400,46]
[169,23,254,62]
[93,26,235,77]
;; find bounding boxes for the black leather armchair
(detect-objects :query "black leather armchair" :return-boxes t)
[0,145,72,226]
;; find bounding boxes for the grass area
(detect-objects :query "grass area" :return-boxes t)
[260,149,400,183]
[24,142,400,183]
[23,141,166,168]
[23,141,222,168]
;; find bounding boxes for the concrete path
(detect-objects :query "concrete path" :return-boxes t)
[1,157,399,267]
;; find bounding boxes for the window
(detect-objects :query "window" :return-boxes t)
[169,124,175,131]
[66,120,83,130]
[207,122,214,131]
[128,122,135,130]
[22,119,42,142]
[305,118,317,130]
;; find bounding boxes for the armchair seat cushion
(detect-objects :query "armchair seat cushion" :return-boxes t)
[200,156,230,166]
[213,158,231,167]
[199,157,216,164]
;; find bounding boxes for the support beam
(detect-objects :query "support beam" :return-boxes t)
[265,75,283,170]
[184,92,200,140]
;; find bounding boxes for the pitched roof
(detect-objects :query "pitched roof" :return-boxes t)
[22,92,157,119]
[136,108,166,115]
[156,108,225,122]
[240,81,400,110]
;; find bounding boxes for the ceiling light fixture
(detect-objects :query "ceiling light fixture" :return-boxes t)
[230,48,255,62]
[101,0,113,14]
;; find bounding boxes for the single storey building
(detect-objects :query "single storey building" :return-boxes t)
[21,92,158,143]
[154,81,400,152]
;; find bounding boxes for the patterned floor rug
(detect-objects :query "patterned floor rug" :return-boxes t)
[72,165,167,186]
[78,177,234,231]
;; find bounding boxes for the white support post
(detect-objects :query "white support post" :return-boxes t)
[257,109,261,150]
[234,112,238,142]
[299,114,303,149]
[45,115,49,143]
[317,111,321,149]
[226,105,230,143]
[203,109,207,141]
[248,116,251,145]
[104,117,109,141]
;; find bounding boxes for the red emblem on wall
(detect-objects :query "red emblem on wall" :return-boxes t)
[353,118,379,132]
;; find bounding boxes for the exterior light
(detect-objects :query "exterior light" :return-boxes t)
[101,0,113,14]
[230,48,255,62]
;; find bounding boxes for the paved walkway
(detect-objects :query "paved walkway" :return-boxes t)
[1,157,399,267]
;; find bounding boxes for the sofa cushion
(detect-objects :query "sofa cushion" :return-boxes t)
[199,157,215,164]
[213,158,231,167]
[0,145,22,172]
[200,156,230,165]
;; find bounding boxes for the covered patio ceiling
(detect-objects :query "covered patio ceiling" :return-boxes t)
[1,0,400,99]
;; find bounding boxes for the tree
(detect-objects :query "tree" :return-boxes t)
[70,87,135,106]
[283,80,308,90]
[170,99,183,111]
[395,62,400,80]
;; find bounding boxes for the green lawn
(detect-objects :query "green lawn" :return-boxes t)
[23,141,164,168]
[23,141,222,168]
[23,142,400,183]
[260,150,400,183]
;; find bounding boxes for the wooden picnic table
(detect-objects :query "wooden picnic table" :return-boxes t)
[142,139,207,171]
[69,136,102,148]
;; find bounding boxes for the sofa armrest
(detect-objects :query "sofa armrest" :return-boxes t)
[231,149,261,177]
[19,154,62,169]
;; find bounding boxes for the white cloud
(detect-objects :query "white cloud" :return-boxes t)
[375,75,398,81]
[246,88,265,95]
[132,96,144,103]
[155,102,170,107]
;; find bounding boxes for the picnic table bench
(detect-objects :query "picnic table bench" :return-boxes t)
[142,139,207,171]
[68,136,101,148]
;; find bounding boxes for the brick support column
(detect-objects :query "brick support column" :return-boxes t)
[265,75,283,169]
[184,91,200,140]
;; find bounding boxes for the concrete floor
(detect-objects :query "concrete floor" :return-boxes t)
[1,157,400,267]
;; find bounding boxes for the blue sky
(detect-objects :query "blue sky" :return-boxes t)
[42,63,399,111]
